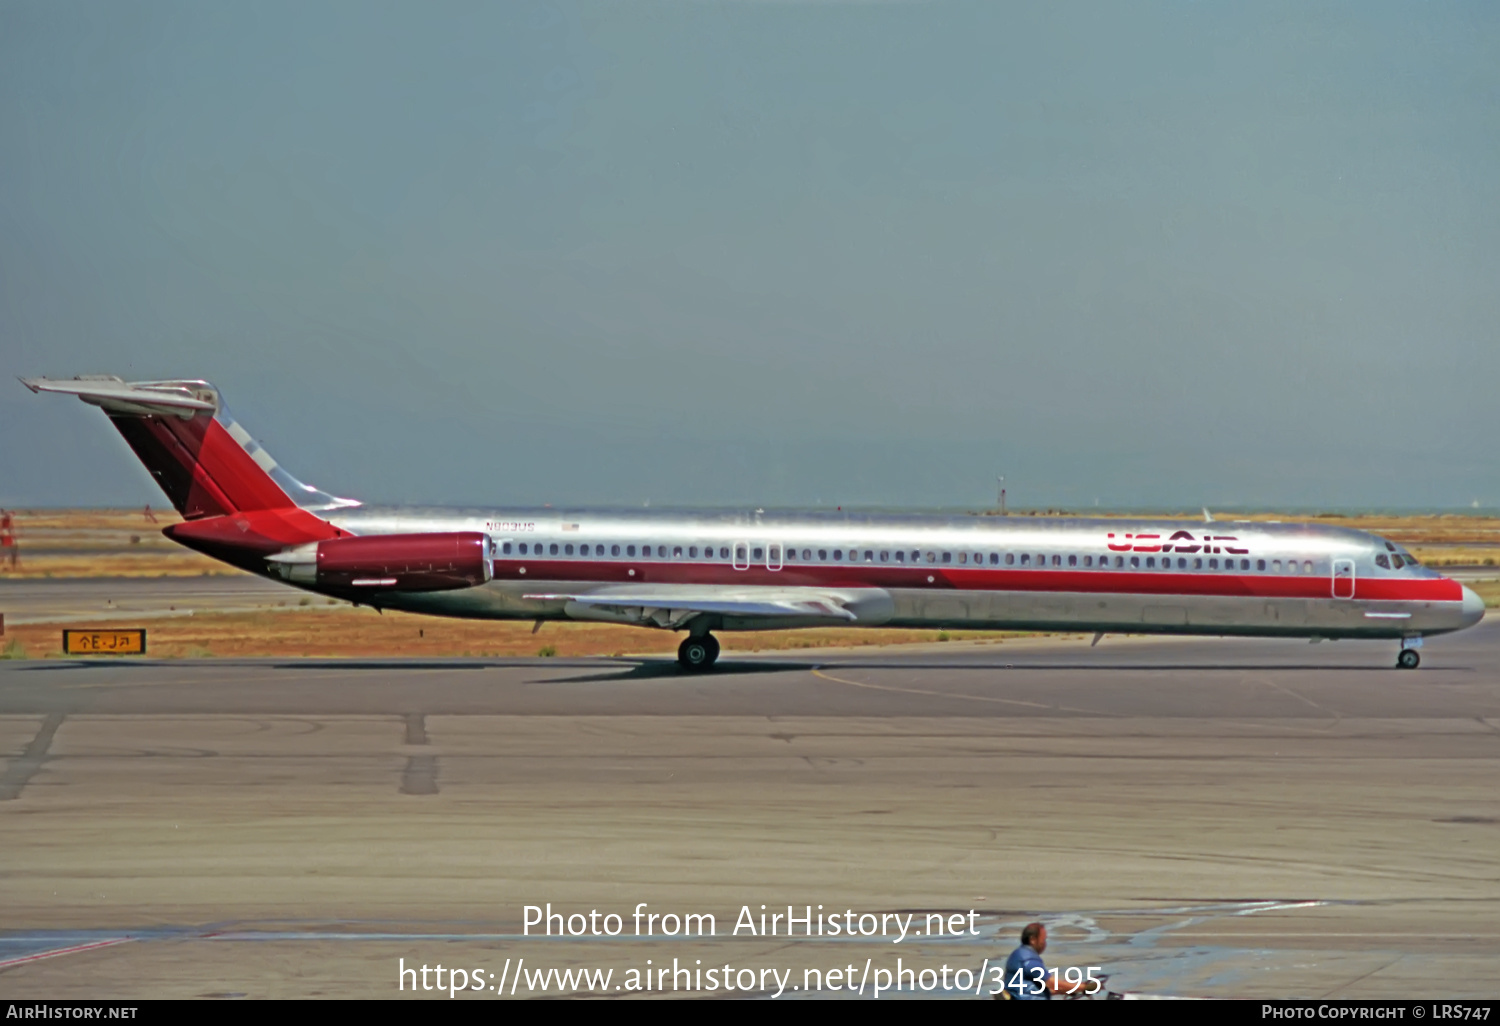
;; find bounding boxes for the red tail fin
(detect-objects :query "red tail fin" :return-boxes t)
[22,376,358,519]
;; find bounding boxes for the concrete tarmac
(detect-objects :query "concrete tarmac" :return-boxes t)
[2,622,1498,999]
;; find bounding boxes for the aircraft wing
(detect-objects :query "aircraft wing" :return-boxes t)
[523,584,894,627]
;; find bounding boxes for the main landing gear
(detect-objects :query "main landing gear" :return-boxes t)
[678,633,720,672]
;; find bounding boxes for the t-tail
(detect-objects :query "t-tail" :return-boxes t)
[22,375,360,568]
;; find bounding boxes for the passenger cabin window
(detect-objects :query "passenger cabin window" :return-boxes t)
[1303,561,1313,573]
[1083,555,1092,567]
[926,552,936,564]
[1068,555,1077,567]
[1114,556,1124,568]
[990,553,999,565]
[673,546,683,558]
[502,542,512,555]
[1020,554,1030,566]
[564,544,574,555]
[941,552,952,563]
[1209,558,1218,569]
[1006,553,1015,565]
[895,551,905,563]
[736,545,747,561]
[958,552,967,564]
[880,551,889,562]
[833,550,843,561]
[818,549,827,560]
[611,544,620,556]
[1257,559,1266,571]
[720,547,730,559]
[1131,556,1140,568]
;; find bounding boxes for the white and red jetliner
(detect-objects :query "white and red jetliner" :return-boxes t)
[24,376,1484,671]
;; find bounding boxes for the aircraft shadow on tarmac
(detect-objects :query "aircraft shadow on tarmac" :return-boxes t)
[7,656,1454,679]
[814,661,1427,673]
[535,658,821,683]
[525,658,1428,684]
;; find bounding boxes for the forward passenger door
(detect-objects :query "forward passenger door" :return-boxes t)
[1332,559,1355,599]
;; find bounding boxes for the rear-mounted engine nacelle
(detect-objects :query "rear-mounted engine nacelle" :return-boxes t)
[268,532,493,592]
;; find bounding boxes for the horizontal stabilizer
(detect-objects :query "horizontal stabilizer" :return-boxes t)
[21,376,216,418]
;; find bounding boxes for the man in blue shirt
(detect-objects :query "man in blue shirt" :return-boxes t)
[1002,922,1065,1000]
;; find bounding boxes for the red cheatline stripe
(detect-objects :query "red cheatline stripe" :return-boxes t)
[487,559,1464,603]
[0,937,132,970]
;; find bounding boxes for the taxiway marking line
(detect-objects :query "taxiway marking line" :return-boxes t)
[809,667,1113,715]
[0,938,132,970]
[1254,675,1343,729]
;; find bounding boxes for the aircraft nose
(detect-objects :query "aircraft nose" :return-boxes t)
[1460,585,1486,628]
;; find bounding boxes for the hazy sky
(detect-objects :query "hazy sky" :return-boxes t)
[2,1,1496,511]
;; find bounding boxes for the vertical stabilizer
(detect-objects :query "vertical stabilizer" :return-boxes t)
[21,376,359,519]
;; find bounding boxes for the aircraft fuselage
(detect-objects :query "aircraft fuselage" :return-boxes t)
[274,505,1483,641]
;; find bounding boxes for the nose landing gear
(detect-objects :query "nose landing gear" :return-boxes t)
[678,633,720,672]
[1396,636,1423,669]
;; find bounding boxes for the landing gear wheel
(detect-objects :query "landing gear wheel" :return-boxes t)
[1396,648,1421,670]
[678,634,719,672]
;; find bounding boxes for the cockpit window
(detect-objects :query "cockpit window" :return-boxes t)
[1391,555,1405,569]
[1375,554,1390,569]
[1399,550,1419,566]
